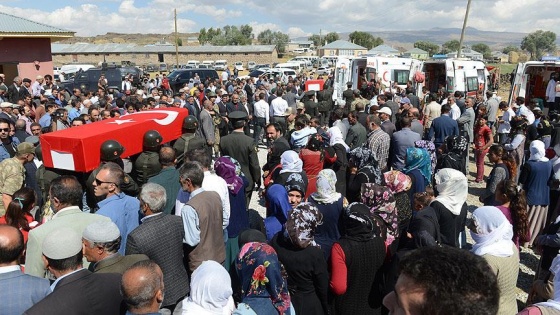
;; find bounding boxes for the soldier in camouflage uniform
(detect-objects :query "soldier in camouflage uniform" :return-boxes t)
[0,142,35,216]
[172,116,207,163]
[132,130,163,186]
[350,89,369,112]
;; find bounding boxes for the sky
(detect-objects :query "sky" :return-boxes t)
[1,0,559,39]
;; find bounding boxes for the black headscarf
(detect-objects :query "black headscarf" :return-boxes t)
[264,141,291,171]
[341,202,376,242]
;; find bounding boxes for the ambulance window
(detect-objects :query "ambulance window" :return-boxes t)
[466,77,479,92]
[394,70,410,85]
[446,76,455,92]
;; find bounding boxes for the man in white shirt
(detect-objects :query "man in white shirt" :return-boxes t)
[270,89,288,134]
[252,92,269,145]
[497,101,516,144]
[448,96,461,120]
[546,72,558,111]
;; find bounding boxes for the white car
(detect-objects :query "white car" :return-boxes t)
[315,67,332,76]
[234,62,244,71]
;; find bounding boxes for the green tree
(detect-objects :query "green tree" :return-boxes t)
[257,29,274,44]
[348,31,384,49]
[308,34,322,47]
[198,28,207,45]
[175,37,183,46]
[521,30,557,60]
[502,45,519,54]
[257,29,289,53]
[414,41,440,57]
[240,24,253,40]
[471,43,491,59]
[441,40,460,54]
[324,32,339,44]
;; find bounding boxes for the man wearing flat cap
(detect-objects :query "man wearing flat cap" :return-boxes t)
[24,228,124,315]
[82,221,148,274]
[0,142,35,216]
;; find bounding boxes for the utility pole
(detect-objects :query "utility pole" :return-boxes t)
[458,0,472,58]
[174,8,179,67]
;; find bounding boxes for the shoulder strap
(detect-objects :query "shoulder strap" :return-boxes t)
[182,134,196,155]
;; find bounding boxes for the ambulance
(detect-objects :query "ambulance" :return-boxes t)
[419,59,489,97]
[508,58,560,105]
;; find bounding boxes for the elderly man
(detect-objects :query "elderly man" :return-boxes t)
[121,260,165,315]
[178,161,225,272]
[93,162,140,254]
[82,221,148,274]
[24,228,123,315]
[126,182,189,311]
[25,176,110,278]
[0,225,50,315]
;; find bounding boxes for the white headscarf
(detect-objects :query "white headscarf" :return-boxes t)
[470,206,515,257]
[529,140,549,162]
[182,260,235,315]
[328,127,349,152]
[431,168,468,215]
[279,150,303,174]
[311,169,341,204]
[535,255,560,310]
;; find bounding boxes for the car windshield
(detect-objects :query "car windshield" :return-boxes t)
[248,70,264,77]
[167,71,181,80]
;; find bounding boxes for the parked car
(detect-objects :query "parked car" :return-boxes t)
[166,69,219,93]
[315,67,332,76]
[238,69,266,80]
[247,61,257,70]
[234,62,244,71]
[62,67,122,93]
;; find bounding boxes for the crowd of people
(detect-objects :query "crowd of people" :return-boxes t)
[1,67,560,315]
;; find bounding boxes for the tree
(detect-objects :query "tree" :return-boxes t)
[257,29,290,53]
[414,41,440,57]
[324,32,339,44]
[502,45,519,54]
[175,37,183,46]
[198,28,208,45]
[441,40,460,54]
[348,31,383,50]
[471,43,491,59]
[521,30,557,60]
[198,25,252,46]
[308,34,322,47]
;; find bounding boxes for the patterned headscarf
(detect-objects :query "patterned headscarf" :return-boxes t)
[360,183,399,245]
[285,202,323,248]
[383,170,412,194]
[414,140,437,173]
[403,147,432,185]
[214,157,244,195]
[310,169,341,204]
[349,146,383,185]
[236,242,292,315]
[446,135,469,155]
[342,202,379,241]
[223,155,245,177]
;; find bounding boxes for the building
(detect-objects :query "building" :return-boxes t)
[446,48,483,61]
[366,44,400,57]
[287,40,314,53]
[0,12,74,83]
[51,43,278,67]
[491,51,509,63]
[317,40,367,58]
[403,48,429,60]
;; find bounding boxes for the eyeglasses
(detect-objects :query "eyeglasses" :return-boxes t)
[94,177,115,186]
[0,128,9,132]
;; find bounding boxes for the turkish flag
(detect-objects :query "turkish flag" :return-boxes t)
[305,80,325,92]
[40,108,189,172]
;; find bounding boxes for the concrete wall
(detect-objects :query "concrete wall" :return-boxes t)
[52,51,279,67]
[0,37,54,82]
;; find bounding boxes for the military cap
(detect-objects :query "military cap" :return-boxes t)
[17,142,35,155]
[229,111,248,120]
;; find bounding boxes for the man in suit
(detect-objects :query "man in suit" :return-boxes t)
[24,228,124,315]
[378,107,396,139]
[121,260,165,315]
[428,104,460,149]
[391,117,422,170]
[26,175,110,278]
[0,225,50,315]
[82,221,148,274]
[345,110,368,150]
[126,182,189,311]
[220,111,261,205]
[199,100,215,158]
[178,162,225,272]
[7,76,22,103]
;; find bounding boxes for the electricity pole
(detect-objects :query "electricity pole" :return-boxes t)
[458,0,472,58]
[174,9,179,67]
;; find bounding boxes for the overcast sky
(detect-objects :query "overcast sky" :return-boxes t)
[2,0,559,38]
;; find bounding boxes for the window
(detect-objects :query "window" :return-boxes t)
[446,76,455,92]
[394,70,410,85]
[72,54,78,62]
[466,77,479,92]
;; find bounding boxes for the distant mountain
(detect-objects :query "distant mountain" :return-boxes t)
[295,27,560,50]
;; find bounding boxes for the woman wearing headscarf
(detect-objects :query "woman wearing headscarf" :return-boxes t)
[346,146,383,203]
[182,260,235,315]
[403,147,431,201]
[436,134,469,175]
[272,150,308,193]
[299,134,336,198]
[263,140,291,188]
[383,170,413,235]
[308,169,346,260]
[326,127,349,196]
[430,168,468,248]
[520,140,553,245]
[330,202,387,315]
[414,139,437,175]
[469,206,519,315]
[234,242,293,315]
[504,117,527,182]
[361,183,399,252]
[271,202,329,315]
[264,184,292,241]
[214,156,250,273]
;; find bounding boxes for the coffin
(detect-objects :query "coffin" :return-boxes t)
[40,108,188,172]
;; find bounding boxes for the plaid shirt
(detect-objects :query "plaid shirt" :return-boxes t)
[367,128,390,171]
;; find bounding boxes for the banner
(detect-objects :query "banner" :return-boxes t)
[40,108,189,172]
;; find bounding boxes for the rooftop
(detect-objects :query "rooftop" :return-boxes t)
[0,12,74,38]
[51,43,277,54]
[320,40,367,50]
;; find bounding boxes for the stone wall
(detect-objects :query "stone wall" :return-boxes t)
[53,52,279,67]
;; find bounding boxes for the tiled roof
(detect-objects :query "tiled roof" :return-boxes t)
[320,40,367,50]
[51,43,277,54]
[0,12,74,36]
[405,47,428,54]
